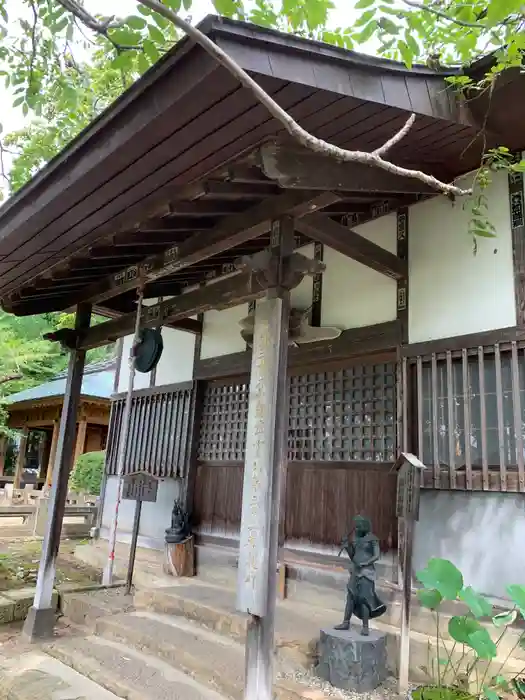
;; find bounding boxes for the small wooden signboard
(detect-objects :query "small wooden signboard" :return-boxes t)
[122,472,159,593]
[392,453,426,694]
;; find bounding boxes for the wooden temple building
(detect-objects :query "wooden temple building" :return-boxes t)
[0,16,522,665]
[2,359,114,489]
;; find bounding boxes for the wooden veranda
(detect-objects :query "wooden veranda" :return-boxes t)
[0,15,524,697]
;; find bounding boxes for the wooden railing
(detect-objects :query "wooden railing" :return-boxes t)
[106,381,196,479]
[401,340,525,493]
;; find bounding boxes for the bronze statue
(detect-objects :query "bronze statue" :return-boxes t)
[335,515,386,636]
[165,499,191,544]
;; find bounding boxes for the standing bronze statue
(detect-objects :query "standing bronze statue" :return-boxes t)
[335,515,387,636]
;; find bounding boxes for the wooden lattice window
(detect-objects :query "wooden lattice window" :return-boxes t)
[288,363,396,462]
[198,379,249,462]
[198,363,396,464]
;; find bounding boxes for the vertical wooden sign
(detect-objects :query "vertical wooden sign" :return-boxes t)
[310,242,323,327]
[396,207,409,343]
[508,166,525,325]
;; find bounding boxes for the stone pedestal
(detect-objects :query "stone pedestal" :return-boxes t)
[317,627,388,692]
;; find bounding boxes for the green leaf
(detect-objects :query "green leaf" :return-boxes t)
[449,615,482,645]
[355,20,378,43]
[355,10,376,27]
[459,586,492,618]
[417,588,443,610]
[213,0,238,15]
[482,686,500,700]
[111,53,132,71]
[143,39,161,64]
[507,584,525,613]
[469,629,497,660]
[148,24,165,45]
[449,616,497,660]
[137,52,151,74]
[379,17,399,34]
[126,16,147,30]
[108,29,141,46]
[355,0,375,8]
[397,39,413,68]
[492,610,517,627]
[416,559,463,600]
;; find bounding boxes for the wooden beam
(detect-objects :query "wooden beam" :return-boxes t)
[13,427,29,489]
[295,214,407,280]
[23,303,91,642]
[70,190,340,308]
[79,270,276,350]
[259,142,437,195]
[73,419,88,469]
[46,421,59,488]
[195,320,401,379]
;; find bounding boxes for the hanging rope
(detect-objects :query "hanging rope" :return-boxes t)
[102,285,144,586]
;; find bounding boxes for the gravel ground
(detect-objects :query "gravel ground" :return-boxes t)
[277,668,406,700]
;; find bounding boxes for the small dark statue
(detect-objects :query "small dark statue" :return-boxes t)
[335,515,387,636]
[165,499,191,544]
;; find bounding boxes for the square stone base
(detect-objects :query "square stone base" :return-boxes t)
[21,606,57,642]
[317,627,388,692]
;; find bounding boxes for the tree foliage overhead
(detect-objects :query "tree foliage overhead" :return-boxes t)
[0,0,522,222]
[0,0,522,188]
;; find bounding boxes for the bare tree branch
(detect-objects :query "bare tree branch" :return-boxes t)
[56,0,139,52]
[373,113,416,156]
[55,0,471,197]
[401,0,487,29]
[0,373,22,386]
[139,0,471,196]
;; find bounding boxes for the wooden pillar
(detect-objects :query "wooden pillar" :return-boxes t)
[46,421,60,489]
[0,436,6,476]
[13,427,29,489]
[73,419,88,470]
[23,303,91,642]
[237,218,292,700]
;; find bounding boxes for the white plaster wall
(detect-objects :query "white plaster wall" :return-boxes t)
[409,170,516,343]
[154,327,195,386]
[414,490,525,601]
[101,475,182,549]
[200,304,249,360]
[321,213,397,328]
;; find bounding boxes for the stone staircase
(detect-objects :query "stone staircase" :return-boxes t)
[46,585,347,700]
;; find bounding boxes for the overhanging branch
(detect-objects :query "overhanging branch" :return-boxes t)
[56,0,472,198]
[138,0,471,197]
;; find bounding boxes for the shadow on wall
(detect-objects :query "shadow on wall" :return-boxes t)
[413,490,525,601]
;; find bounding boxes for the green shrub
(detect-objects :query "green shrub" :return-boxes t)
[69,450,105,495]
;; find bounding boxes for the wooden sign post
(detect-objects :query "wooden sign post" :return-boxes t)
[392,452,426,694]
[122,472,159,594]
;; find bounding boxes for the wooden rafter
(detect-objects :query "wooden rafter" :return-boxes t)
[54,190,339,310]
[295,214,407,280]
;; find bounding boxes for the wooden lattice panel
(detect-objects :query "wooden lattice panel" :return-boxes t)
[288,364,396,462]
[198,380,249,462]
[199,364,396,464]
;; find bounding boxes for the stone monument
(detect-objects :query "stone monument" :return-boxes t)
[317,515,388,692]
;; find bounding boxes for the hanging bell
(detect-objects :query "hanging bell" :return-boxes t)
[133,328,164,373]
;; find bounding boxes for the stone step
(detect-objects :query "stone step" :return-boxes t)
[46,634,230,700]
[135,581,525,683]
[61,587,135,628]
[92,609,334,700]
[0,650,120,700]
